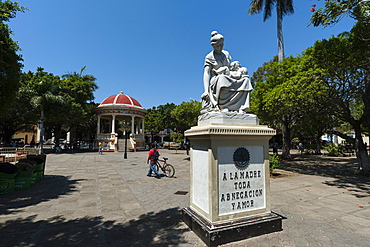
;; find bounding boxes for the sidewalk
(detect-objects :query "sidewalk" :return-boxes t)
[0,149,369,246]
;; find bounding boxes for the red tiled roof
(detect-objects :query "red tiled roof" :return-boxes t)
[98,92,143,108]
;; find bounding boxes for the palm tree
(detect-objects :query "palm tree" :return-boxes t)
[248,0,294,62]
[31,89,65,153]
[23,68,65,153]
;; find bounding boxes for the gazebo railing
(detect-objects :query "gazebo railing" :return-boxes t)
[96,133,114,140]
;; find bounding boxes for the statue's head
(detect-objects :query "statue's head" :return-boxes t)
[210,31,224,45]
[230,61,241,70]
[210,31,224,54]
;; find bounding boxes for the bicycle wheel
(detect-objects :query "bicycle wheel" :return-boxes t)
[163,164,175,178]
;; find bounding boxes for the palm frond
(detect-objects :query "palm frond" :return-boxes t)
[248,0,264,15]
[263,0,274,21]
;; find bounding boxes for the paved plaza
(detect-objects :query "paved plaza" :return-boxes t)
[1,149,370,246]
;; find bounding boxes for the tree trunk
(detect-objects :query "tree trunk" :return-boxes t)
[354,122,370,173]
[281,119,291,160]
[54,124,62,148]
[39,110,44,153]
[277,2,284,62]
[315,136,322,154]
[3,125,14,146]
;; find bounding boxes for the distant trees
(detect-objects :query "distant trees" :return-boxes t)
[0,67,98,148]
[22,68,66,151]
[145,103,177,132]
[0,1,27,115]
[308,35,370,172]
[171,100,201,132]
[251,32,370,172]
[309,0,370,171]
[251,54,329,159]
[144,100,201,141]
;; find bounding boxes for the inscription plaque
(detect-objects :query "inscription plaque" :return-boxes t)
[218,146,265,215]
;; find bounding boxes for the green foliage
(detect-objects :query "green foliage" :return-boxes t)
[170,132,183,143]
[61,66,98,127]
[145,103,177,132]
[324,143,344,157]
[310,0,370,27]
[171,100,201,132]
[0,1,27,115]
[269,154,280,172]
[0,83,38,144]
[308,34,370,170]
[309,35,369,124]
[248,0,294,21]
[251,55,325,159]
[17,67,98,145]
[145,100,201,133]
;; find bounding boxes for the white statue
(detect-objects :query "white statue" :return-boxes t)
[201,31,253,113]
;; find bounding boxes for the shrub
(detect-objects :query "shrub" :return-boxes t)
[324,143,344,157]
[269,154,280,172]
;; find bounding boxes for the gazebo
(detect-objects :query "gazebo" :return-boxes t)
[94,92,147,151]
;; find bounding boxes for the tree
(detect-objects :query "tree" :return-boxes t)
[310,0,370,27]
[59,66,98,144]
[145,103,177,132]
[248,0,294,62]
[0,82,38,145]
[22,68,65,152]
[0,1,27,115]
[308,35,370,173]
[251,55,326,159]
[171,100,201,132]
[251,56,302,159]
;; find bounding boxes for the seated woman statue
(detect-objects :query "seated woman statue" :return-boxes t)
[201,31,253,113]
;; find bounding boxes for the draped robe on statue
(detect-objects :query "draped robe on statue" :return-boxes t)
[204,50,253,111]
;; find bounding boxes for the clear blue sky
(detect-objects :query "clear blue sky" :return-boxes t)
[9,0,354,109]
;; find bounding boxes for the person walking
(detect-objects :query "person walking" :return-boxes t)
[147,143,162,178]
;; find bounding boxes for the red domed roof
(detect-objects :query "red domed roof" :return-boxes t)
[98,92,143,108]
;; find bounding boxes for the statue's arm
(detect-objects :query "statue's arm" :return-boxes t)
[202,66,211,98]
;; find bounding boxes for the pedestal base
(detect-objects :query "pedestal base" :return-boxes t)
[182,207,282,247]
[198,112,259,125]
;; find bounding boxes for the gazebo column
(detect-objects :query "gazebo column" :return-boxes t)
[131,116,135,135]
[141,118,145,135]
[111,115,116,134]
[97,115,101,135]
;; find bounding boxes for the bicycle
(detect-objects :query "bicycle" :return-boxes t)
[155,157,175,178]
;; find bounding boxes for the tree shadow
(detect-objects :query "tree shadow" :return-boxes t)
[0,175,81,215]
[279,154,370,198]
[0,207,191,247]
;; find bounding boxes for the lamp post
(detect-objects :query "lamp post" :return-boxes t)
[124,125,128,159]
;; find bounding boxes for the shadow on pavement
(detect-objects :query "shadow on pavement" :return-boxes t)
[0,207,189,247]
[279,154,370,198]
[0,175,81,215]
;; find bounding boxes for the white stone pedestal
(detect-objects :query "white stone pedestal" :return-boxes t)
[183,121,282,246]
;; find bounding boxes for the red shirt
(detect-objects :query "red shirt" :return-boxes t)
[148,149,160,161]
